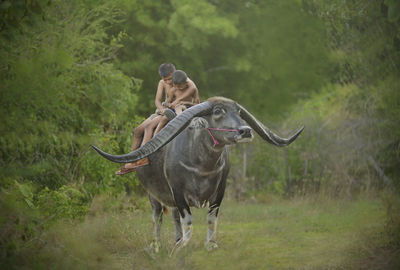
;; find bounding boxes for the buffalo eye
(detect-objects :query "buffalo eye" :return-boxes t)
[213,107,225,120]
[214,107,225,115]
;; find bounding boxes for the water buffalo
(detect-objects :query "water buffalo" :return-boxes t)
[92,97,303,252]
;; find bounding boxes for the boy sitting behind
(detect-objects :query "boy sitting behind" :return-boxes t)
[116,63,176,175]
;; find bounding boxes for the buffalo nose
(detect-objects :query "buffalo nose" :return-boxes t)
[238,126,252,138]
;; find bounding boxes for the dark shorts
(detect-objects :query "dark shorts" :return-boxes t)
[168,104,191,113]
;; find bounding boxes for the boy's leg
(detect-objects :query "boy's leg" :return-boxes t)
[175,104,186,115]
[116,115,157,175]
[154,116,169,135]
[132,124,145,151]
[153,105,188,135]
[132,115,155,151]
[142,116,162,146]
[119,116,161,172]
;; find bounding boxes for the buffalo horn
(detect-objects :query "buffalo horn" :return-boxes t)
[238,104,304,146]
[92,101,213,163]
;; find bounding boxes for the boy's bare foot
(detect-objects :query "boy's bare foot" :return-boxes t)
[164,108,176,120]
[115,157,150,175]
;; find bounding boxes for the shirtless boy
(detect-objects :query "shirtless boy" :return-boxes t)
[153,70,200,135]
[116,63,176,175]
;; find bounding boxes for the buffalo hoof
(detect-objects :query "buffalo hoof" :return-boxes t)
[205,241,218,251]
[169,238,190,257]
[149,240,161,253]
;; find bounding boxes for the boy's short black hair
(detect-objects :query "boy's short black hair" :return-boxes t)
[172,70,187,84]
[158,63,176,77]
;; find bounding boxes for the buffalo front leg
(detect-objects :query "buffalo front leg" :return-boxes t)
[172,208,183,244]
[171,190,193,254]
[205,205,219,251]
[149,195,163,253]
[180,208,193,246]
[170,208,193,256]
[205,175,226,251]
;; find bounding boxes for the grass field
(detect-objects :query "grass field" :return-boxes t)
[21,197,400,269]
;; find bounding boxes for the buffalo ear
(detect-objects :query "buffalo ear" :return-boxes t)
[189,117,209,129]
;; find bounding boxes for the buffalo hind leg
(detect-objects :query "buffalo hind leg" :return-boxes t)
[149,195,163,253]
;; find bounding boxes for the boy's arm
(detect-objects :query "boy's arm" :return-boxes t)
[192,87,200,104]
[177,88,200,106]
[165,88,175,107]
[171,79,198,106]
[171,86,196,107]
[185,79,200,104]
[155,80,166,112]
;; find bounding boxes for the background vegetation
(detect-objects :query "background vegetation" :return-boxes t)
[1,0,399,268]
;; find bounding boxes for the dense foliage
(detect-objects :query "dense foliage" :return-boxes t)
[0,0,399,268]
[239,0,400,197]
[0,1,144,265]
[113,0,331,117]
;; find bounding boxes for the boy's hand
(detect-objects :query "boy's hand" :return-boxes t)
[171,100,179,108]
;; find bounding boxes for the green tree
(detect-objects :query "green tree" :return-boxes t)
[0,0,140,191]
[114,0,330,118]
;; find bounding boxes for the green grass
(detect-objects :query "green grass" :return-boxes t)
[17,197,400,269]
